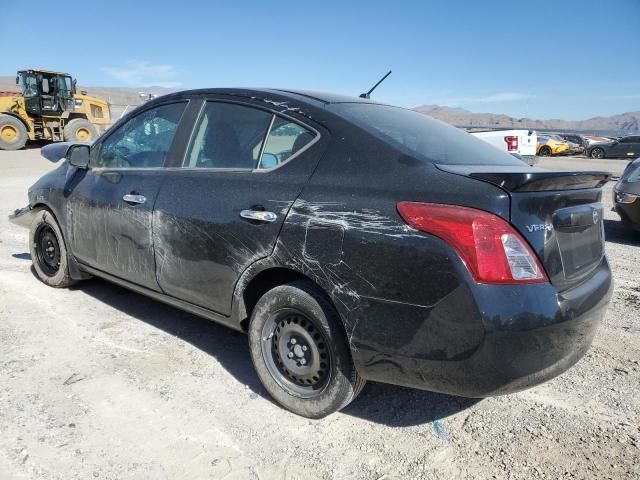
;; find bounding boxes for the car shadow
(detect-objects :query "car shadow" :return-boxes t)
[604,219,640,246]
[341,383,480,427]
[30,272,478,426]
[12,252,31,260]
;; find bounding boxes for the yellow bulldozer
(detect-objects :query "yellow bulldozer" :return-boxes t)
[0,69,111,150]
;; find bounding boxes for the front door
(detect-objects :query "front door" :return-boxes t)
[67,101,189,290]
[153,99,325,315]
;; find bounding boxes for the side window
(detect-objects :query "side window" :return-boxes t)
[93,102,186,168]
[257,117,315,169]
[185,102,272,169]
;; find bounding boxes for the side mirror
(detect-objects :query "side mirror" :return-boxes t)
[15,76,19,85]
[67,144,90,169]
[72,79,77,94]
[260,153,278,169]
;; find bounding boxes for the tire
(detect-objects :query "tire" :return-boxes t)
[29,210,76,288]
[248,280,366,418]
[0,114,28,150]
[590,148,605,159]
[63,118,98,143]
[538,146,552,157]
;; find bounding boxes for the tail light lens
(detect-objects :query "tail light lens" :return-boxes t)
[397,202,548,284]
[504,135,518,152]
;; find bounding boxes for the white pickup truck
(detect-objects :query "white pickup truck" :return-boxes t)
[471,129,538,166]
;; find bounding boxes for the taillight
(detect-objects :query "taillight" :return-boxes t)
[504,135,518,152]
[396,202,548,284]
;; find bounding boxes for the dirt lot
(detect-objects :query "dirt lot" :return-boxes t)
[0,149,638,480]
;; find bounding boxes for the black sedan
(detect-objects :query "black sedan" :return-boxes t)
[614,157,640,230]
[588,135,640,159]
[9,89,613,418]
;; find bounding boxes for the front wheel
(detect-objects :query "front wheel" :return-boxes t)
[0,114,28,150]
[248,280,365,418]
[590,148,605,159]
[29,210,76,288]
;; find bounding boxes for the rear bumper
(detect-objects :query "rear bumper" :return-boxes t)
[8,205,38,229]
[350,258,612,397]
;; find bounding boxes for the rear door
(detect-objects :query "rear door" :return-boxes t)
[153,98,326,315]
[627,136,640,157]
[68,101,189,290]
[610,137,638,158]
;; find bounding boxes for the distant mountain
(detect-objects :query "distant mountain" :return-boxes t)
[414,105,640,134]
[1,75,638,134]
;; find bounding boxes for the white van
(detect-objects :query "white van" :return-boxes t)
[471,129,538,166]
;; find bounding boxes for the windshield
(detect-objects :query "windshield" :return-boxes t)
[18,72,38,98]
[329,103,523,166]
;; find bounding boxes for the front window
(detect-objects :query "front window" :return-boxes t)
[92,102,186,168]
[19,72,38,98]
[330,103,522,166]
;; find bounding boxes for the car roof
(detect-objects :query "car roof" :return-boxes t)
[149,88,380,108]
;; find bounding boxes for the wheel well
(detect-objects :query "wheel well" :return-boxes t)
[238,268,318,332]
[67,114,89,122]
[31,203,65,241]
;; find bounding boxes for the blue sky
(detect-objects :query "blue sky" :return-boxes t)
[3,0,639,120]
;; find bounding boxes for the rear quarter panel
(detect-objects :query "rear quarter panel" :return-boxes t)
[274,121,511,367]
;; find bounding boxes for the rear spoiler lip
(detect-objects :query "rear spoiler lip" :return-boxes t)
[436,164,611,192]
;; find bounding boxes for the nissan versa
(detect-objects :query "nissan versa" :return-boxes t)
[9,89,613,418]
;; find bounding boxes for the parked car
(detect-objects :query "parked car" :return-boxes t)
[584,135,615,147]
[587,135,640,159]
[558,134,587,154]
[9,88,613,418]
[537,134,571,156]
[471,129,538,166]
[613,157,640,230]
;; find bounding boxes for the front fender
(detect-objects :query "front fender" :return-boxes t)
[8,204,45,229]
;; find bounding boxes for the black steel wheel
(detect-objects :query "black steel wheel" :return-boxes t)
[29,210,76,288]
[261,309,332,398]
[35,224,61,277]
[248,280,365,418]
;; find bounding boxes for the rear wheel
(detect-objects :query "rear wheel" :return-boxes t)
[538,146,552,157]
[248,280,365,418]
[64,118,98,143]
[0,114,28,150]
[29,210,76,288]
[590,148,605,159]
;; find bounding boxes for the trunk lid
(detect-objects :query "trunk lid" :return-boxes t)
[437,164,610,290]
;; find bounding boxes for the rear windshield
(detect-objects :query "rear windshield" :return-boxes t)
[329,103,523,166]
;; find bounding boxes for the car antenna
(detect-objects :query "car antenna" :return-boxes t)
[359,70,392,99]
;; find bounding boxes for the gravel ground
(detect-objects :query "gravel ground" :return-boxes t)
[0,150,638,480]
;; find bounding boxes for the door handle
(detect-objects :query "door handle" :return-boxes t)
[123,194,146,205]
[240,209,277,223]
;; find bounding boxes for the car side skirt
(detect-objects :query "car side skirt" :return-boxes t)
[78,262,243,332]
